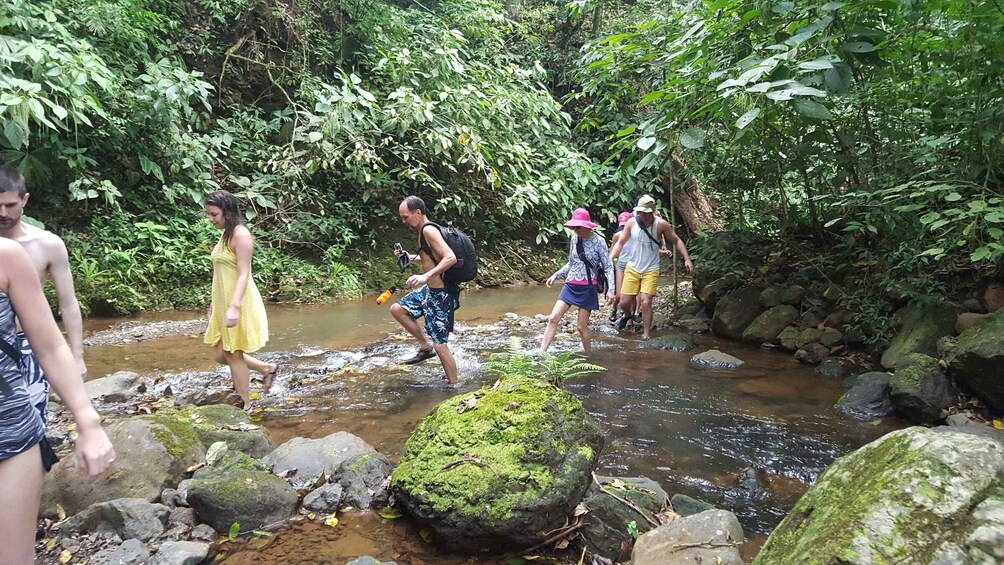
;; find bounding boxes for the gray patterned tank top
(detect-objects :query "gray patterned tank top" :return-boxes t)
[0,292,45,461]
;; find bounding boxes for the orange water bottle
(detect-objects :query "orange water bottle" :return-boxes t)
[376,286,397,305]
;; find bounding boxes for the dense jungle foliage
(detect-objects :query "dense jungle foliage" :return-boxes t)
[2,0,1002,338]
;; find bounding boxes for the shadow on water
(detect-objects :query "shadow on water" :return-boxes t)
[83,285,906,563]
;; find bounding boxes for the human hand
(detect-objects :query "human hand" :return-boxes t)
[684,259,694,274]
[226,305,240,327]
[659,247,673,257]
[606,294,617,305]
[75,425,115,478]
[545,275,556,288]
[407,273,430,288]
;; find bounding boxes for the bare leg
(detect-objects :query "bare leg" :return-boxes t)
[0,445,44,565]
[224,350,252,410]
[540,300,572,352]
[391,303,431,351]
[243,355,276,376]
[577,307,592,353]
[639,293,655,339]
[611,270,626,320]
[620,294,637,319]
[434,343,458,384]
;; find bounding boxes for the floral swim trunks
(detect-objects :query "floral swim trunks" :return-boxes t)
[396,285,460,345]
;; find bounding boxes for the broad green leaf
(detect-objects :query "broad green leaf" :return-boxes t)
[307,131,323,142]
[792,99,833,119]
[920,247,945,257]
[820,2,847,11]
[919,211,941,225]
[679,127,706,149]
[826,64,853,92]
[3,121,25,149]
[735,108,761,129]
[229,523,240,539]
[636,137,656,151]
[971,247,991,261]
[842,42,877,53]
[988,228,1004,239]
[616,126,636,137]
[943,192,962,202]
[799,58,836,71]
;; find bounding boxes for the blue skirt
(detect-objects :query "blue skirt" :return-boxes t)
[558,283,599,311]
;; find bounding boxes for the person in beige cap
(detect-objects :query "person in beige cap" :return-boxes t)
[608,194,693,339]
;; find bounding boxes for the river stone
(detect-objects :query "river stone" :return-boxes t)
[264,431,381,489]
[91,539,150,565]
[759,287,782,309]
[579,476,668,560]
[881,299,958,369]
[796,327,823,348]
[984,284,1004,313]
[632,509,745,565]
[753,427,1004,564]
[696,274,740,310]
[891,354,958,424]
[332,452,394,509]
[836,372,894,420]
[191,524,218,542]
[175,387,243,408]
[943,417,1004,446]
[390,376,604,552]
[148,541,210,565]
[711,287,763,340]
[742,305,798,345]
[957,312,985,334]
[819,327,843,347]
[41,415,206,517]
[85,371,140,403]
[61,498,170,542]
[777,326,800,352]
[670,493,716,517]
[678,318,711,334]
[640,333,696,351]
[815,357,852,379]
[948,308,1004,410]
[173,404,275,458]
[186,451,299,532]
[794,343,829,365]
[799,310,824,328]
[690,350,745,369]
[302,483,345,514]
[167,506,198,529]
[346,558,397,565]
[780,285,805,305]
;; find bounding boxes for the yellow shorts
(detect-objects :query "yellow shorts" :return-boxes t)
[621,268,659,296]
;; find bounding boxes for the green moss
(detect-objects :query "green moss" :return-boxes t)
[141,412,204,459]
[391,377,599,522]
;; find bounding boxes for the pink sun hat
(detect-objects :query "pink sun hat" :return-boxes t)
[617,211,632,226]
[564,208,598,230]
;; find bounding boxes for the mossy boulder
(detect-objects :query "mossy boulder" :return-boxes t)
[695,274,740,310]
[390,377,604,552]
[711,287,764,340]
[579,476,668,561]
[186,451,298,532]
[881,299,958,369]
[633,510,745,565]
[169,404,275,458]
[753,427,1004,564]
[835,372,894,420]
[742,305,799,345]
[640,333,696,352]
[890,354,958,424]
[947,308,1004,411]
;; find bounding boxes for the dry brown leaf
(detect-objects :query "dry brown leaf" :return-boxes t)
[573,504,589,517]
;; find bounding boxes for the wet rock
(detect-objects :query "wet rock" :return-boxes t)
[962,297,986,314]
[302,483,345,514]
[579,476,668,561]
[640,334,696,351]
[632,509,745,565]
[795,343,829,365]
[742,305,798,345]
[737,467,768,500]
[390,377,604,552]
[148,541,210,565]
[675,302,704,317]
[178,404,275,458]
[677,318,711,334]
[160,488,183,509]
[948,308,1004,411]
[186,451,299,532]
[90,539,150,565]
[333,453,393,510]
[780,285,805,306]
[670,494,716,517]
[175,387,242,408]
[777,326,800,352]
[753,427,1004,564]
[819,327,843,348]
[843,327,866,346]
[836,372,894,420]
[759,287,782,309]
[346,558,397,565]
[61,498,170,542]
[85,371,141,403]
[711,287,763,340]
[264,431,384,489]
[824,310,847,328]
[891,354,957,424]
[956,312,985,334]
[41,415,206,517]
[190,524,217,542]
[696,274,740,310]
[943,415,1004,446]
[816,358,852,380]
[690,350,745,369]
[796,328,823,348]
[984,284,1004,313]
[167,506,198,529]
[799,311,824,329]
[881,299,958,369]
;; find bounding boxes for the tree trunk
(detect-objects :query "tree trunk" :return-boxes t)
[662,155,723,237]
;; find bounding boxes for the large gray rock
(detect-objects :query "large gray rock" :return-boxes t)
[264,432,381,489]
[632,509,745,565]
[836,372,894,420]
[780,285,805,305]
[794,343,829,365]
[759,287,782,309]
[753,427,1004,564]
[696,275,740,310]
[690,350,745,369]
[890,354,957,424]
[777,326,800,351]
[670,493,716,517]
[881,299,958,369]
[186,451,299,532]
[579,476,668,561]
[742,305,799,345]
[948,308,1004,410]
[148,541,210,565]
[390,377,603,552]
[91,539,150,565]
[711,287,764,340]
[85,371,141,403]
[332,453,393,510]
[796,327,823,348]
[61,498,170,542]
[640,334,696,351]
[302,483,345,514]
[41,415,206,516]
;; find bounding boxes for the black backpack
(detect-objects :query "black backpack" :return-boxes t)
[420,221,478,287]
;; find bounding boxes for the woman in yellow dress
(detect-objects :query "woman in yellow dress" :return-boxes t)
[203,190,277,411]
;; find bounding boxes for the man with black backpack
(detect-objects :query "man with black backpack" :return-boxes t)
[608,194,694,339]
[390,195,477,384]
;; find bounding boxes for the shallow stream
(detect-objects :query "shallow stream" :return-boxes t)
[82,285,905,564]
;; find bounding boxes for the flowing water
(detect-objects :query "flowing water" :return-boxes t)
[83,285,905,564]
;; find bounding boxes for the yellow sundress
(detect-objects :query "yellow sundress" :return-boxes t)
[203,235,269,353]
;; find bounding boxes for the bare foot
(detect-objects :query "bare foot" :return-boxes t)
[263,363,279,394]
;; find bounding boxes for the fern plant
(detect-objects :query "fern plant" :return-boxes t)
[486,338,605,387]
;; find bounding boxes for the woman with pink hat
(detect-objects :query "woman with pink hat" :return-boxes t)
[608,211,637,322]
[540,208,615,353]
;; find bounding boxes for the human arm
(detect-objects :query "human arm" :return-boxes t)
[46,238,87,378]
[407,225,457,287]
[2,242,113,477]
[594,237,615,295]
[227,227,255,327]
[659,222,694,273]
[609,220,632,261]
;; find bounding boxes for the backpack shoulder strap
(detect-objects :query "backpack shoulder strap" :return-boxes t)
[575,237,597,284]
[419,221,444,259]
[636,216,662,246]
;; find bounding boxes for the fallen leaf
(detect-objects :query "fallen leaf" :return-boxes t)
[419,529,433,543]
[56,503,66,522]
[573,504,589,517]
[58,550,71,564]
[457,395,478,414]
[610,479,625,489]
[324,515,339,528]
[554,538,569,550]
[994,420,1004,430]
[306,513,316,521]
[377,508,402,520]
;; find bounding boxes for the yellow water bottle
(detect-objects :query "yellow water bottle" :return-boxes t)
[376,286,397,305]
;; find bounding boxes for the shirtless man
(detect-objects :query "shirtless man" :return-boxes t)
[390,195,460,384]
[608,194,694,339]
[0,167,86,423]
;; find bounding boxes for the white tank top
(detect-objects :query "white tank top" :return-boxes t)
[628,217,661,274]
[618,229,635,265]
